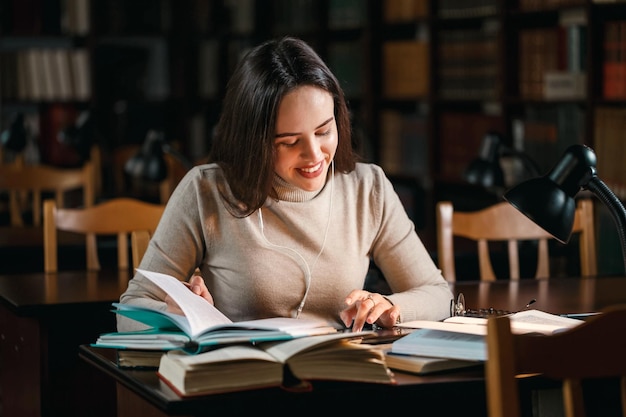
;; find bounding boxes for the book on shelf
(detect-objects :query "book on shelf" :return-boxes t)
[379,110,428,178]
[383,0,429,23]
[603,20,626,100]
[390,310,584,361]
[94,269,337,353]
[438,112,505,182]
[382,40,429,99]
[437,24,500,101]
[157,331,395,397]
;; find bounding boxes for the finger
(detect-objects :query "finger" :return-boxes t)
[352,296,376,332]
[339,308,354,328]
[374,305,401,329]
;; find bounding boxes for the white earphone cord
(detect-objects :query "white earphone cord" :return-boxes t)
[258,161,334,318]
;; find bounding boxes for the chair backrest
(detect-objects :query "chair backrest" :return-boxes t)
[0,162,95,227]
[436,199,597,281]
[43,197,165,272]
[485,306,626,417]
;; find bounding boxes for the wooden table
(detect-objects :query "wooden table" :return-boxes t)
[0,270,131,417]
[79,275,626,417]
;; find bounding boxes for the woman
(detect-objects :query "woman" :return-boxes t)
[118,37,452,333]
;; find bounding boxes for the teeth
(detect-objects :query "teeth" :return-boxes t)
[300,162,321,173]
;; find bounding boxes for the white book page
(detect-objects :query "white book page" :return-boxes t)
[136,269,335,339]
[400,310,584,336]
[165,345,278,367]
[397,320,487,335]
[262,331,373,363]
[137,269,232,337]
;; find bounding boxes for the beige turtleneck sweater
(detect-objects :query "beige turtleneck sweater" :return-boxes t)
[117,162,453,331]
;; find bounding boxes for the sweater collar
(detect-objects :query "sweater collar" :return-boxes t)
[272,174,324,202]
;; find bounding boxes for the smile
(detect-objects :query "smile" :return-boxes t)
[299,162,323,174]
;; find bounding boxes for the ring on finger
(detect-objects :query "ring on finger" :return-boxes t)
[367,294,376,308]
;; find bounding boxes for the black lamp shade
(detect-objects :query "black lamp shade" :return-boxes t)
[1,113,28,152]
[504,145,597,244]
[57,111,93,161]
[504,177,576,243]
[124,130,168,182]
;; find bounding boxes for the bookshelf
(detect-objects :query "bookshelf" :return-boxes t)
[2,0,626,272]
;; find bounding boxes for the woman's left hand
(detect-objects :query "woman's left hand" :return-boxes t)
[339,290,400,332]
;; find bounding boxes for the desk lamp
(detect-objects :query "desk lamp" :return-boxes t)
[504,144,626,272]
[0,112,28,153]
[57,110,93,162]
[124,130,192,182]
[464,131,541,189]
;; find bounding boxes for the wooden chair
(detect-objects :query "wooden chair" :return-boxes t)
[130,230,152,270]
[0,161,95,227]
[436,199,597,281]
[486,306,626,417]
[43,197,165,272]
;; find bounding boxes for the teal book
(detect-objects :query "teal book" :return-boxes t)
[93,269,337,353]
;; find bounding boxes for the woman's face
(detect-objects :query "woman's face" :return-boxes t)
[273,86,338,192]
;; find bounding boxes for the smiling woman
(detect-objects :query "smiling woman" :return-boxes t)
[117,36,453,336]
[273,86,337,192]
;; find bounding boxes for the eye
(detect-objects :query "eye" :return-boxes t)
[276,138,298,148]
[317,129,331,137]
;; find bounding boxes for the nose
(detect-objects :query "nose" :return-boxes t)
[300,135,322,160]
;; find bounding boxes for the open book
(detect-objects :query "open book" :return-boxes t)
[390,309,584,361]
[94,269,337,353]
[157,331,396,397]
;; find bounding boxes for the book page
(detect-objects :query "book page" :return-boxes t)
[137,269,232,337]
[397,320,487,335]
[443,309,583,335]
[261,331,374,363]
[136,269,336,339]
[164,345,279,367]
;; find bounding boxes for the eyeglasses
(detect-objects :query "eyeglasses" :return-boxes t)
[449,293,517,318]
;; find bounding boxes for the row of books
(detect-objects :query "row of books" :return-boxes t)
[379,110,429,179]
[1,48,91,102]
[383,0,429,23]
[437,23,500,101]
[382,40,430,99]
[95,270,586,398]
[436,0,498,19]
[437,112,506,182]
[519,22,587,100]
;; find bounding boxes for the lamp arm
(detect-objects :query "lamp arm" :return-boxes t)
[586,177,626,273]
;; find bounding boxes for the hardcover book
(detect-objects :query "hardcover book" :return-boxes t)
[391,310,584,361]
[157,331,395,397]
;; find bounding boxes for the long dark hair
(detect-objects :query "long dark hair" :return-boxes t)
[210,37,357,216]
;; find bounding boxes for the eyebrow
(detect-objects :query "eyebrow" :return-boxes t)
[275,117,334,138]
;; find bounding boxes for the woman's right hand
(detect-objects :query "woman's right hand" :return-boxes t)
[165,273,214,315]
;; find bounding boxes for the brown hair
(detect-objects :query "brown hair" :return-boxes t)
[210,37,357,216]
